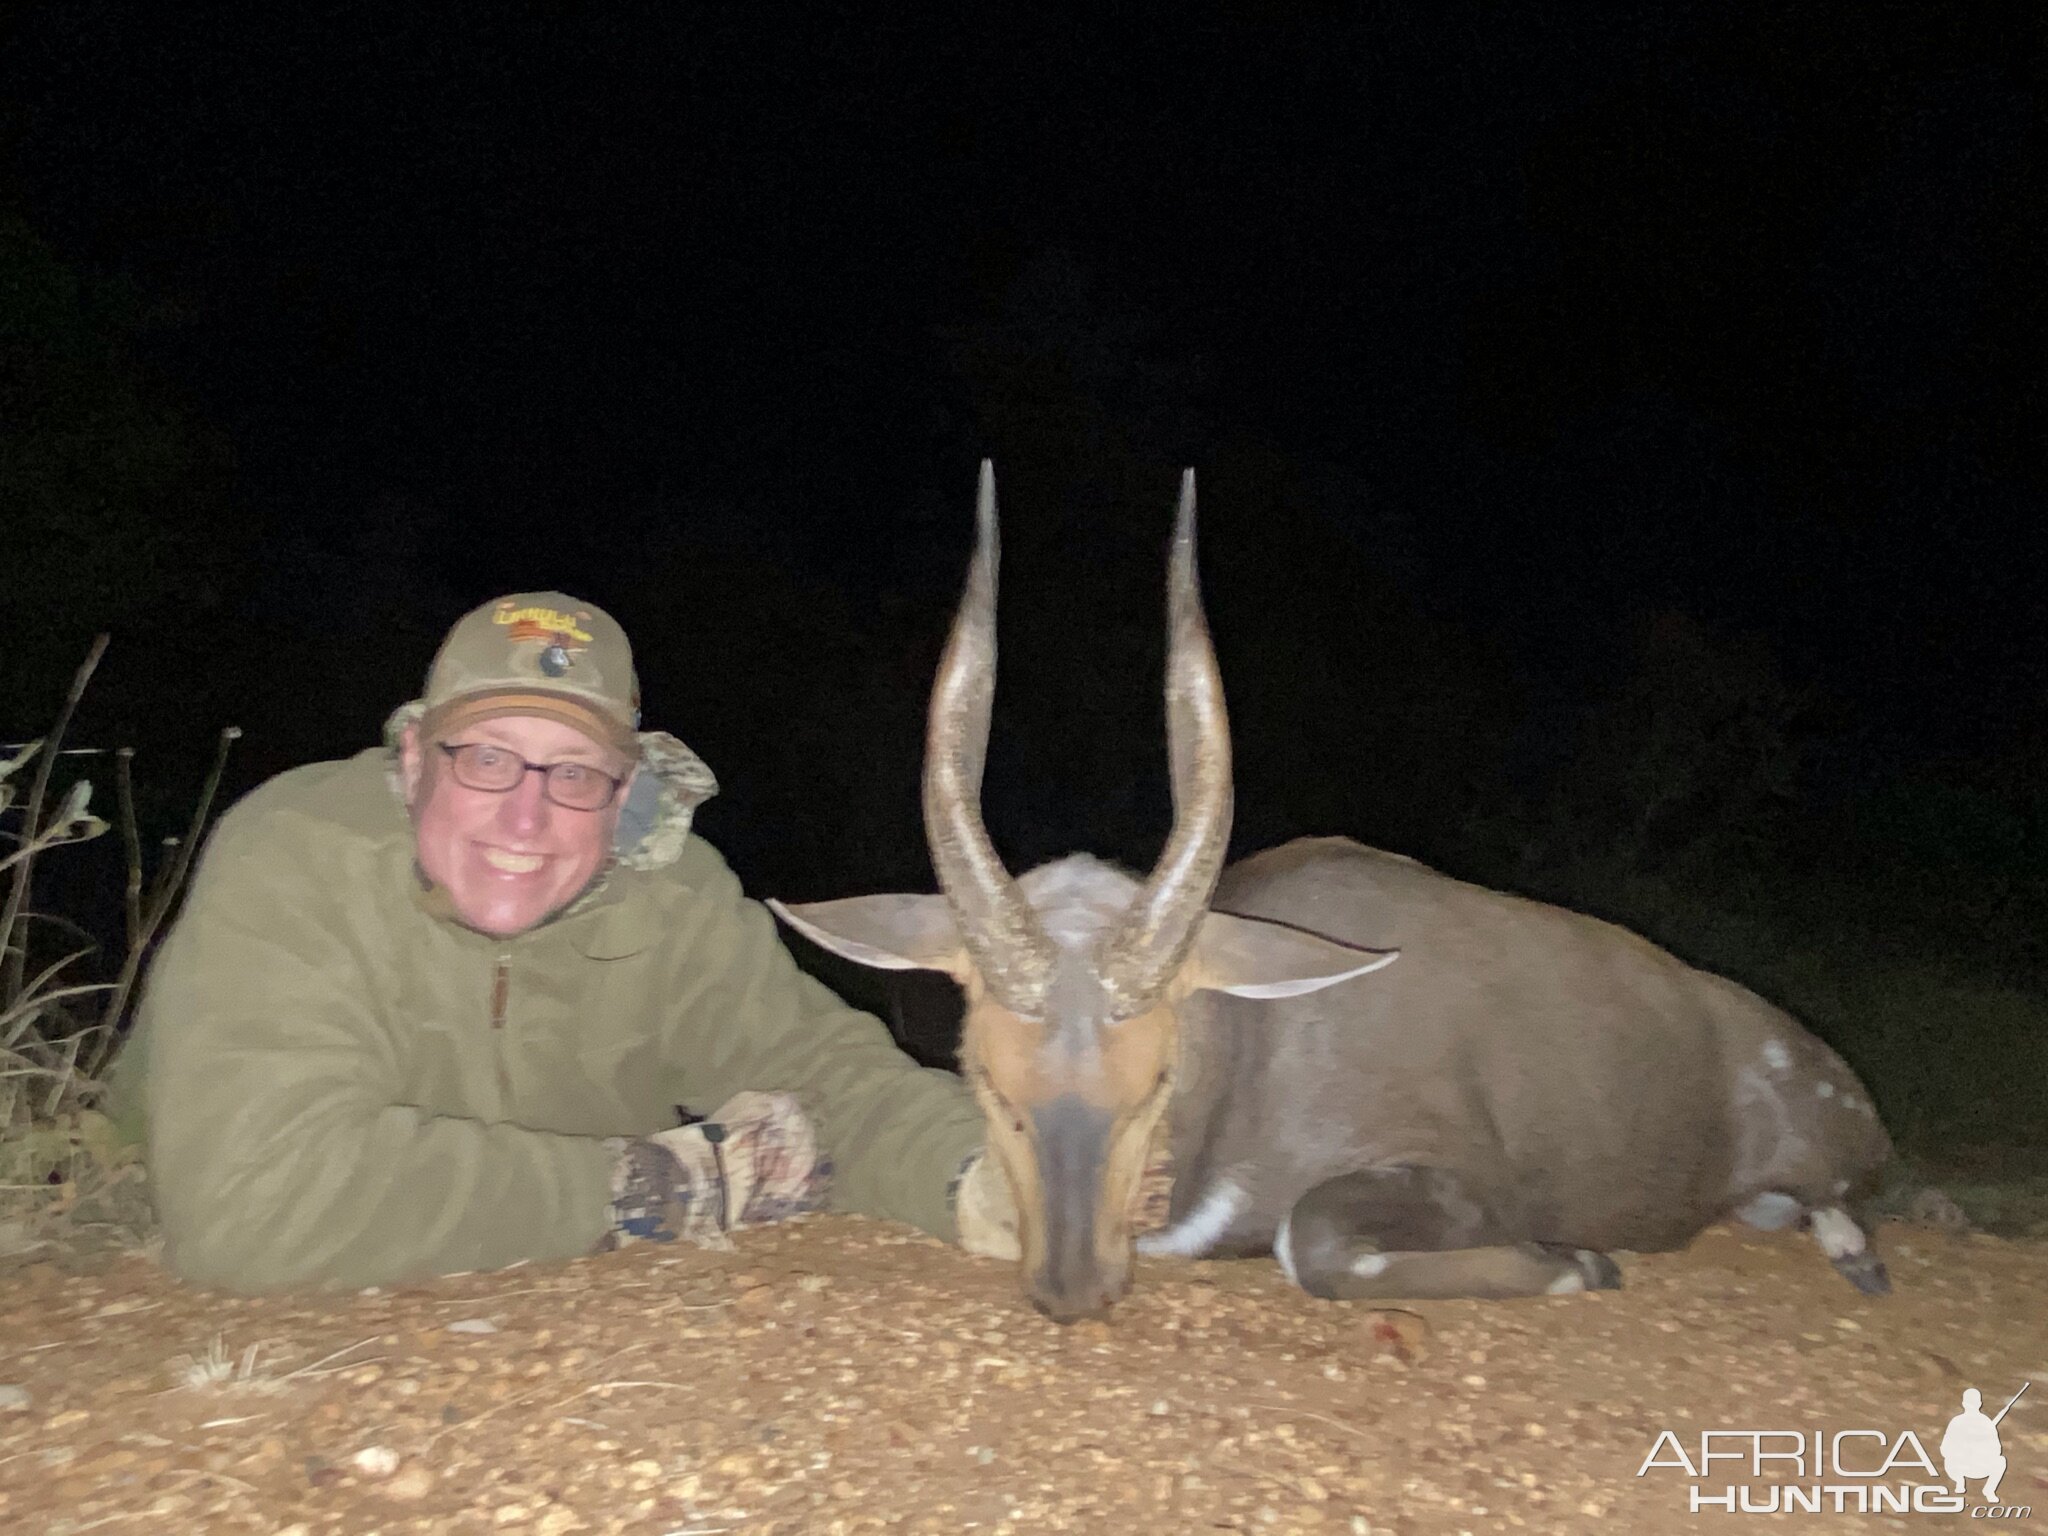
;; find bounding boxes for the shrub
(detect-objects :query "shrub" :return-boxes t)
[0,636,236,1245]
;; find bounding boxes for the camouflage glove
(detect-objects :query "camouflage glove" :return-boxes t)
[952,1151,1021,1261]
[603,1090,831,1250]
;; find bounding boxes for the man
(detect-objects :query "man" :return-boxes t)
[115,592,1016,1292]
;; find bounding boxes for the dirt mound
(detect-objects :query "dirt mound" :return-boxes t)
[1,1215,2042,1533]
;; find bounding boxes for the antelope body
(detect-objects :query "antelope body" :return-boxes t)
[773,464,1893,1322]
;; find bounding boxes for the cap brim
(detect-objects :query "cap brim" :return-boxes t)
[422,691,638,756]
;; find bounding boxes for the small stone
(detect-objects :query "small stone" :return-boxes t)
[351,1445,400,1479]
[0,1386,29,1413]
[1363,1309,1430,1362]
[385,1464,436,1502]
[447,1318,501,1334]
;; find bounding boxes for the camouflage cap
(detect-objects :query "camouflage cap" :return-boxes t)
[419,592,641,756]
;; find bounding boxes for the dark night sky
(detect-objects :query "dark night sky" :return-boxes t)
[3,3,2043,902]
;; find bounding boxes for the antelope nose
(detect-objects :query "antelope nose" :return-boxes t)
[1027,1096,1126,1322]
[1028,1261,1131,1324]
[1029,1283,1120,1325]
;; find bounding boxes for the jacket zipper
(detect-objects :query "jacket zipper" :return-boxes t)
[489,953,513,1107]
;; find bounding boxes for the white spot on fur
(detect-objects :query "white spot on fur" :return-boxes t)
[1816,1081,1835,1098]
[1735,1192,1803,1230]
[1136,1174,1246,1258]
[1349,1252,1389,1278]
[1546,1269,1587,1295]
[1810,1207,1866,1260]
[1761,1039,1791,1073]
[1273,1212,1298,1288]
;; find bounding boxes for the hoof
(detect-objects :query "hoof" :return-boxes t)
[1834,1251,1891,1296]
[1575,1249,1624,1291]
[1533,1243,1623,1292]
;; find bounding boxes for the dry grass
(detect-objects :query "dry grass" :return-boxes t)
[1,636,236,1252]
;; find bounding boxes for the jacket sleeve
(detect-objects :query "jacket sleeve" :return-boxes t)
[139,801,615,1293]
[656,842,986,1240]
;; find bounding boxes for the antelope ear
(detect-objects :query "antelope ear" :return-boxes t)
[1185,910,1397,1000]
[767,895,972,980]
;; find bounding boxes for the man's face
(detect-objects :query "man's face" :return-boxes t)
[401,714,634,937]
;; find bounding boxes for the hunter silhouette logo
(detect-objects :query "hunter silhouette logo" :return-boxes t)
[1636,1380,2034,1516]
[1943,1384,2027,1505]
[493,602,594,676]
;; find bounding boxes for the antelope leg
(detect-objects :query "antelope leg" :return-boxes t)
[1806,1204,1891,1295]
[1275,1165,1623,1301]
[1737,1191,1891,1295]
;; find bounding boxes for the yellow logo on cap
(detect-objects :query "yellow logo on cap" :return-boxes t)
[494,603,595,645]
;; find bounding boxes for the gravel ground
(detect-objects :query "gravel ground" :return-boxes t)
[0,1213,2042,1534]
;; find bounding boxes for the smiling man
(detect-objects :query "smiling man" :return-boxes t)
[114,592,998,1292]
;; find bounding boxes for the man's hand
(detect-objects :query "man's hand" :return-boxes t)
[603,1090,829,1250]
[953,1151,1021,1261]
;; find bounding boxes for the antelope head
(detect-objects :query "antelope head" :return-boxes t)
[771,463,1394,1321]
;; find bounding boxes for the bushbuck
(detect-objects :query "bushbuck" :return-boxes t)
[771,464,1894,1323]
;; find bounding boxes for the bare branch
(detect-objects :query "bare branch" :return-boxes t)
[85,725,242,1079]
[116,748,143,949]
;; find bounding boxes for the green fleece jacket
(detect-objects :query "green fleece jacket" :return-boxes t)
[117,729,983,1293]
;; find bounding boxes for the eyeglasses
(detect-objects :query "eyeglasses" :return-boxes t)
[436,742,628,811]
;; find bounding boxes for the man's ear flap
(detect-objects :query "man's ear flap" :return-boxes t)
[1185,909,1397,999]
[398,724,425,803]
[767,895,972,982]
